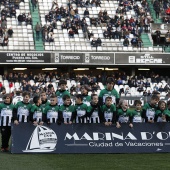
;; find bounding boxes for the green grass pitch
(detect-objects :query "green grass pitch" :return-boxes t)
[1,150,170,170]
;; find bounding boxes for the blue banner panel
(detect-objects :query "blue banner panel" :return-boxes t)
[11,123,170,154]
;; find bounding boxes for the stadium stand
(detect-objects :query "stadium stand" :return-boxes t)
[0,0,169,53]
[0,0,35,51]
[0,0,168,52]
[37,0,165,52]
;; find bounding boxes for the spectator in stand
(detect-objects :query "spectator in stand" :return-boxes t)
[84,8,89,18]
[9,81,13,90]
[143,90,148,96]
[99,17,107,27]
[123,37,129,46]
[71,24,79,35]
[85,0,90,7]
[18,13,23,25]
[88,31,94,40]
[147,90,152,96]
[0,27,4,37]
[116,26,122,40]
[123,28,130,39]
[42,27,49,42]
[109,30,115,39]
[14,0,20,9]
[155,74,162,83]
[153,0,160,19]
[91,37,97,47]
[103,30,110,38]
[22,13,27,22]
[47,24,53,33]
[81,19,88,29]
[117,78,123,85]
[61,22,68,30]
[34,22,41,40]
[91,0,96,7]
[165,30,170,39]
[103,14,110,24]
[1,17,7,30]
[98,10,103,18]
[109,16,115,26]
[49,32,55,43]
[154,28,161,45]
[0,82,3,92]
[90,17,98,27]
[82,24,89,39]
[7,27,13,37]
[10,7,16,18]
[123,0,130,10]
[0,36,4,46]
[163,16,170,23]
[107,25,113,35]
[51,0,58,10]
[45,13,50,23]
[144,16,150,33]
[137,84,144,92]
[74,7,79,15]
[31,0,37,12]
[163,0,168,10]
[158,85,164,92]
[155,6,160,19]
[3,35,8,46]
[164,84,169,92]
[96,37,102,46]
[26,16,32,26]
[129,16,135,26]
[70,7,76,18]
[131,37,138,47]
[153,84,159,91]
[51,20,57,29]
[137,36,143,48]
[68,28,75,38]
[103,9,107,16]
[166,92,170,101]
[145,79,151,88]
[124,87,130,96]
[116,7,122,14]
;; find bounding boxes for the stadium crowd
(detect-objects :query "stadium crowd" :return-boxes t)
[0,0,27,46]
[0,0,168,49]
[41,0,154,47]
[0,71,170,98]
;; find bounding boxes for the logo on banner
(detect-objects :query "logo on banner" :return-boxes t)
[128,54,162,64]
[55,53,59,63]
[23,126,57,153]
[85,53,90,63]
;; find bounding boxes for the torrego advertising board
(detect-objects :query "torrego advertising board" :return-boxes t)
[11,123,170,154]
[54,53,114,65]
[0,52,170,65]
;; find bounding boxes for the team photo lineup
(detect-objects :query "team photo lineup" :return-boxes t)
[0,0,169,168]
[0,77,169,152]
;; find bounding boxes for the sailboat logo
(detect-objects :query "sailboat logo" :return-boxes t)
[23,126,57,153]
